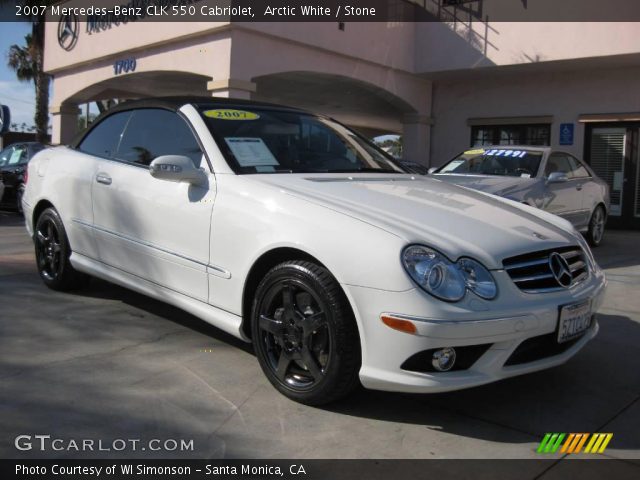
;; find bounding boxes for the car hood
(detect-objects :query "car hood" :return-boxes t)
[248,173,578,270]
[433,174,536,199]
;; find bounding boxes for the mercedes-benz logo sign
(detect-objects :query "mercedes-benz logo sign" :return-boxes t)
[549,252,573,288]
[58,14,79,51]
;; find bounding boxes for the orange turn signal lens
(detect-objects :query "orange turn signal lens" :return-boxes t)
[381,315,417,335]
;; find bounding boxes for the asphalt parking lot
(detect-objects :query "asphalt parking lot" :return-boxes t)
[1,210,639,470]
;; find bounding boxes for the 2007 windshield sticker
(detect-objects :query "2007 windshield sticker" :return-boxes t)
[203,109,260,120]
[464,148,485,155]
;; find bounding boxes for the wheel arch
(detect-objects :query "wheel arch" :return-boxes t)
[32,199,55,230]
[595,201,608,219]
[240,247,355,340]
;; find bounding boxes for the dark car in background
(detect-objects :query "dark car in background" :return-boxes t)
[0,142,45,213]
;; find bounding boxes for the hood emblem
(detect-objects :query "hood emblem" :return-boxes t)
[532,231,548,240]
[549,252,573,288]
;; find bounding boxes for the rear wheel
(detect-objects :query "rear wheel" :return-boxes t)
[586,205,606,247]
[34,208,88,291]
[251,260,360,405]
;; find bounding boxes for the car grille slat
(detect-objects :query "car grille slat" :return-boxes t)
[503,258,549,270]
[503,246,589,293]
[570,260,586,273]
[561,251,581,260]
[573,271,588,283]
[510,272,555,283]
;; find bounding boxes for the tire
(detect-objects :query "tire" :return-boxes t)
[16,184,25,215]
[251,260,361,405]
[586,205,606,247]
[34,207,88,291]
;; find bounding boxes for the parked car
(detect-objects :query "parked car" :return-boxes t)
[0,142,46,213]
[23,98,606,405]
[430,146,610,246]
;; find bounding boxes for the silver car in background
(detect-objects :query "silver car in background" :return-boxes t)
[431,146,610,246]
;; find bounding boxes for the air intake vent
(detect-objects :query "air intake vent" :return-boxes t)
[503,246,589,293]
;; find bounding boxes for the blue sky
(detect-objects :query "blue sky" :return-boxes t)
[0,21,36,128]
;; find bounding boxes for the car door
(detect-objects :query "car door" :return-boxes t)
[542,152,584,226]
[73,111,133,259]
[90,108,215,302]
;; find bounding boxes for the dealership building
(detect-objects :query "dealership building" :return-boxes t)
[44,1,640,228]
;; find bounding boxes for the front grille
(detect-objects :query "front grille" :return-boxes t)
[503,246,589,293]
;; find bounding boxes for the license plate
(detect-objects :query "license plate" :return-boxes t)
[557,300,592,343]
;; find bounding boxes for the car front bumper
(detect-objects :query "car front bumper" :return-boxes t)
[344,267,606,393]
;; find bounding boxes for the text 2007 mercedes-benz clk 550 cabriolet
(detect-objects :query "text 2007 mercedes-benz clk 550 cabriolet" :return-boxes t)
[23,98,606,405]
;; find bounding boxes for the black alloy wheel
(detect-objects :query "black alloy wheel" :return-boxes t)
[251,261,360,405]
[34,208,88,291]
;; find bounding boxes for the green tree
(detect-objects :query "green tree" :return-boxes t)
[4,2,57,142]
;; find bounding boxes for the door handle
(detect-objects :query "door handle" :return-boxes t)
[576,184,583,191]
[96,173,112,185]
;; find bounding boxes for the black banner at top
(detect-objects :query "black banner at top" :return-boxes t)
[3,0,640,22]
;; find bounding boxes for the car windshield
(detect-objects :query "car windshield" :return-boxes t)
[435,148,544,178]
[0,145,25,167]
[199,107,405,174]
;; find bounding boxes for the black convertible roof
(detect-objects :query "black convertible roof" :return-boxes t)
[105,96,309,115]
[69,96,311,148]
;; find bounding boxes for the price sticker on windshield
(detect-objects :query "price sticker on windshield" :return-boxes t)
[203,109,260,120]
[484,149,527,158]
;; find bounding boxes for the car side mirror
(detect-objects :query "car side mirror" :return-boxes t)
[547,172,568,184]
[427,167,437,174]
[149,155,207,186]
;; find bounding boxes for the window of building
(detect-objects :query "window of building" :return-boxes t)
[471,124,551,147]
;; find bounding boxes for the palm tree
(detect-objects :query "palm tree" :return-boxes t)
[3,1,57,142]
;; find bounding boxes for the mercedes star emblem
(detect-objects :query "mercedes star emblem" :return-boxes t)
[58,14,79,51]
[549,252,573,288]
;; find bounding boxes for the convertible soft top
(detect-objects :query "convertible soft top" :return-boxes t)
[69,96,311,149]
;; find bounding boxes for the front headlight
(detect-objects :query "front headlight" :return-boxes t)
[458,258,498,299]
[402,245,497,302]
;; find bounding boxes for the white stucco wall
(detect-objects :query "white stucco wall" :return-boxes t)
[416,22,640,74]
[430,65,640,165]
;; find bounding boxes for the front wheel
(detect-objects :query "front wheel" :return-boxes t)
[251,261,360,405]
[586,205,606,247]
[34,208,88,291]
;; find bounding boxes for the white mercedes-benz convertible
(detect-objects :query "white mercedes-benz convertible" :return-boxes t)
[23,98,606,405]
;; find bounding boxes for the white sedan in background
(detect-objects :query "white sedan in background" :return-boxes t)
[431,146,610,246]
[23,98,606,405]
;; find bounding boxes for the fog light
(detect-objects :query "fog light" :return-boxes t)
[432,347,456,372]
